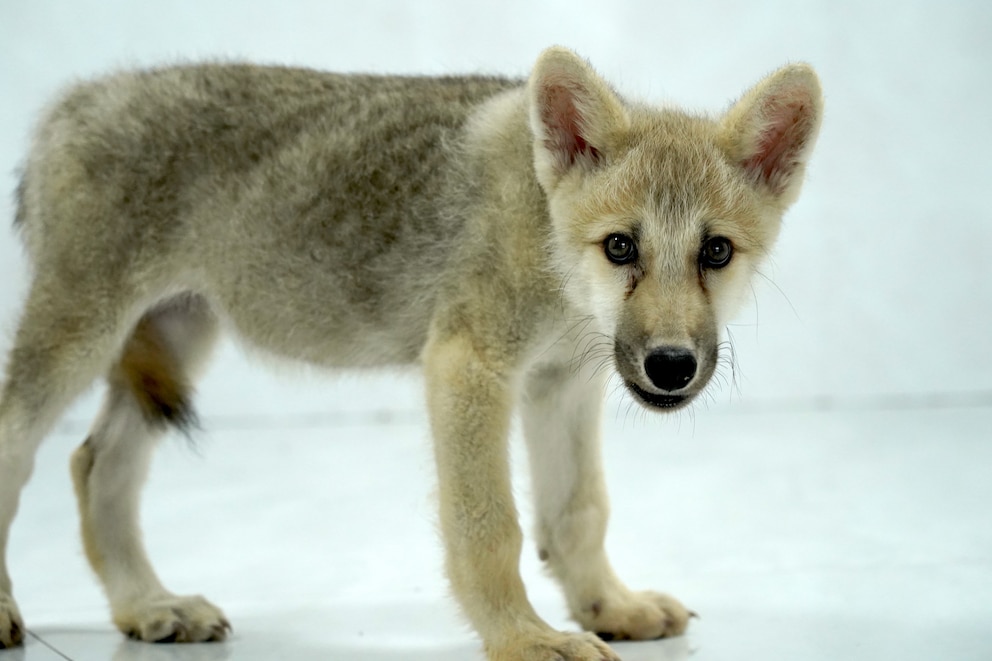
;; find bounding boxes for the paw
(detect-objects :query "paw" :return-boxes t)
[574,590,691,641]
[488,629,620,661]
[0,593,24,648]
[113,594,230,643]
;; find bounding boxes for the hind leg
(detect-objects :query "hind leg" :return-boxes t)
[70,295,230,643]
[0,282,150,647]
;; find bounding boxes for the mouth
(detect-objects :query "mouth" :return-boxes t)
[626,381,691,410]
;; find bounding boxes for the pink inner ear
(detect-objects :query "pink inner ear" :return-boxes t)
[744,99,810,190]
[541,83,601,166]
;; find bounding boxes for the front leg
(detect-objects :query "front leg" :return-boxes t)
[521,362,692,640]
[424,334,618,661]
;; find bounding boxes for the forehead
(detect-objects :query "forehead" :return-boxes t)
[576,110,768,253]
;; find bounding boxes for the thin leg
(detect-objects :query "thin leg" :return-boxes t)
[0,391,39,648]
[70,296,230,642]
[521,362,691,640]
[424,333,619,661]
[0,285,146,647]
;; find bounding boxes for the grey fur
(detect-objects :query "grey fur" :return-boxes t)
[18,65,522,367]
[12,172,26,228]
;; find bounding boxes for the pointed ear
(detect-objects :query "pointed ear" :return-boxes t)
[528,47,629,190]
[719,64,823,205]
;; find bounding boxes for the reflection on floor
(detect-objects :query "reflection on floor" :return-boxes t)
[3,405,990,660]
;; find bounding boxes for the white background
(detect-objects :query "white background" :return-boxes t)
[0,2,990,661]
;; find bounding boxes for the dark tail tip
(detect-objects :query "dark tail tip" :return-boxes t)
[115,318,199,436]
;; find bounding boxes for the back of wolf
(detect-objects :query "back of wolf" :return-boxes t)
[15,65,520,367]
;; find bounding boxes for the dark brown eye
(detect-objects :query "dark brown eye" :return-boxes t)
[604,234,637,265]
[700,236,733,269]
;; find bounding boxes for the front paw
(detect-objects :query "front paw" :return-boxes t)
[574,589,691,641]
[488,629,620,661]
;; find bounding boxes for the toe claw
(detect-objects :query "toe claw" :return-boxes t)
[208,623,230,641]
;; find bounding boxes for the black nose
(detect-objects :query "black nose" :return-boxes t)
[644,348,697,392]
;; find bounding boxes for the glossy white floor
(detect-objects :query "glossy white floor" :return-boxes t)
[1,385,989,661]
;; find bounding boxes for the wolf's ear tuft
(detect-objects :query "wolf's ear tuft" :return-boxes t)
[720,64,823,205]
[528,47,628,190]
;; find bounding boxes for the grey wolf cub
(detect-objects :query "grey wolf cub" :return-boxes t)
[0,47,821,659]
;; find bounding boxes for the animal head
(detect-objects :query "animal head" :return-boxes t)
[528,47,823,410]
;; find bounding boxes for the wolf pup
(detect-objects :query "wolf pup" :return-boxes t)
[0,47,821,659]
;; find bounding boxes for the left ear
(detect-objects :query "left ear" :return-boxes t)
[719,63,823,205]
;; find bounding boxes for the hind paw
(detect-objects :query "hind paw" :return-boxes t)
[114,594,230,643]
[0,593,24,648]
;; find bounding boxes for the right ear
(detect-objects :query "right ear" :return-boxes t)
[528,47,629,191]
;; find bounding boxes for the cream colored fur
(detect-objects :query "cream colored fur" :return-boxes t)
[0,47,821,658]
